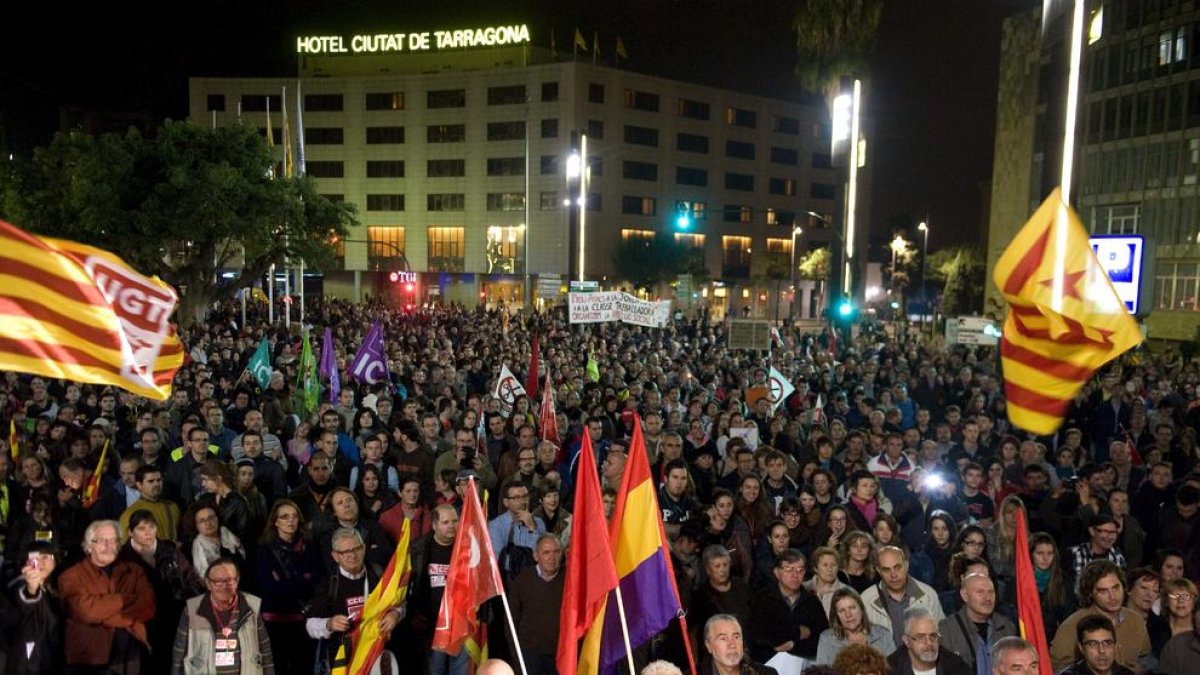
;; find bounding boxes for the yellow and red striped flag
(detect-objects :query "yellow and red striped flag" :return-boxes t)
[0,221,183,401]
[331,517,412,675]
[81,438,109,509]
[8,419,19,461]
[992,189,1141,434]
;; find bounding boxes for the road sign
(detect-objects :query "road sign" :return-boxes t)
[569,280,599,292]
[1089,234,1150,315]
[727,319,773,351]
[946,316,1000,346]
[537,274,562,299]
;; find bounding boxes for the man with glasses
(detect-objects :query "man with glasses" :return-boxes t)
[1051,561,1151,672]
[1059,614,1133,675]
[1069,514,1126,586]
[488,479,546,582]
[888,607,970,675]
[165,426,215,506]
[170,556,275,674]
[307,528,404,671]
[747,548,828,663]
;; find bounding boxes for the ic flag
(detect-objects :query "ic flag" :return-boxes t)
[432,476,503,655]
[349,322,390,385]
[580,417,692,674]
[1014,507,1051,675]
[557,428,619,675]
[992,188,1142,434]
[81,439,109,509]
[0,220,183,400]
[319,327,341,403]
[247,337,272,390]
[526,333,540,399]
[297,330,320,416]
[331,517,413,675]
[539,371,559,445]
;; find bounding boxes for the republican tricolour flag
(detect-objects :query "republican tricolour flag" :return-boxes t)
[332,517,413,675]
[0,220,183,400]
[433,476,503,655]
[1014,505,1051,674]
[580,416,692,674]
[557,428,619,675]
[349,322,390,385]
[993,188,1141,434]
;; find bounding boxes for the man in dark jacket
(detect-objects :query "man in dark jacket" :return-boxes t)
[701,614,779,675]
[887,608,970,675]
[508,534,565,675]
[747,549,828,663]
[1059,614,1135,675]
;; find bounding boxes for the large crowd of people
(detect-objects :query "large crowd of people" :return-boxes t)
[1,296,1200,675]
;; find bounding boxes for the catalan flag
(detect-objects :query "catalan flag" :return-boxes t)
[9,419,20,461]
[332,517,412,675]
[282,87,295,179]
[557,428,619,675]
[1014,508,1051,675]
[580,417,692,674]
[992,189,1141,435]
[0,221,183,400]
[81,438,109,509]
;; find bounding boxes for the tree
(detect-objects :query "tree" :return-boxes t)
[793,0,884,104]
[797,246,831,281]
[926,246,986,316]
[0,121,355,328]
[611,231,691,292]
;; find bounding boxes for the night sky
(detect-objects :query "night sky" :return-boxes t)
[1,0,1037,251]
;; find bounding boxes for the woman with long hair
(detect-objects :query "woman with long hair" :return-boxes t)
[814,588,896,665]
[1029,532,1075,638]
[734,473,772,544]
[354,463,398,519]
[909,509,958,591]
[987,494,1023,601]
[815,504,857,550]
[197,460,250,541]
[810,469,838,515]
[256,498,323,675]
[838,531,878,593]
[870,513,905,554]
[532,479,572,546]
[751,520,793,590]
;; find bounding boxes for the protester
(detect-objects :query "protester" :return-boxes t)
[170,556,275,674]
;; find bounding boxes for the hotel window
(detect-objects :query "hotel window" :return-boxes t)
[427,194,465,211]
[428,124,466,143]
[305,161,344,178]
[676,167,708,187]
[724,205,752,223]
[240,94,280,112]
[305,128,343,145]
[485,225,525,273]
[722,236,752,277]
[769,177,797,196]
[539,192,560,210]
[586,193,602,212]
[770,147,799,165]
[766,237,792,269]
[811,183,836,199]
[586,119,604,139]
[304,94,343,111]
[487,121,526,141]
[366,194,405,211]
[366,126,405,144]
[624,89,660,112]
[725,172,754,191]
[1092,204,1140,233]
[690,202,707,220]
[726,140,756,160]
[541,81,559,102]
[678,99,710,120]
[486,193,526,212]
[622,161,658,182]
[365,92,405,111]
[427,89,466,108]
[1156,262,1200,311]
[588,83,605,103]
[427,227,465,272]
[486,157,525,176]
[773,115,800,135]
[487,85,527,105]
[677,132,709,154]
[206,94,225,112]
[427,159,466,177]
[367,226,405,265]
[811,153,833,169]
[621,229,655,243]
[540,155,560,175]
[366,161,405,178]
[624,125,659,147]
[621,196,657,216]
[541,119,558,138]
[725,107,757,128]
[765,209,779,225]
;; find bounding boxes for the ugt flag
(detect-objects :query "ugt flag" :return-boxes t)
[349,321,390,384]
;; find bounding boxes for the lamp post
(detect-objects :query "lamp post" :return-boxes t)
[889,235,908,326]
[565,134,589,282]
[917,221,929,337]
[788,226,802,322]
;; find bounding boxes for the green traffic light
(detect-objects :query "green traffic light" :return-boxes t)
[837,301,853,317]
[676,214,692,229]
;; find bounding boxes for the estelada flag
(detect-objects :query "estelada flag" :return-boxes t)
[1014,506,1051,673]
[992,189,1141,434]
[81,438,109,509]
[432,476,503,654]
[331,517,412,675]
[557,428,619,675]
[0,220,183,400]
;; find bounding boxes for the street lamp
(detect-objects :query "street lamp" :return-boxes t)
[788,226,802,321]
[917,221,929,336]
[565,134,589,282]
[890,235,908,324]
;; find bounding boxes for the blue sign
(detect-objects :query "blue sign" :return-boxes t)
[1089,235,1144,315]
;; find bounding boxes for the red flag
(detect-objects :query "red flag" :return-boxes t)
[81,438,109,509]
[539,370,558,445]
[557,428,619,675]
[526,333,540,399]
[1015,507,1051,673]
[432,477,503,655]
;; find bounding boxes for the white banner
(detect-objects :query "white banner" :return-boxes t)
[568,291,672,327]
[767,366,795,414]
[492,364,526,413]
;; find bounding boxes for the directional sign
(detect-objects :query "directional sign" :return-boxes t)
[945,316,1000,346]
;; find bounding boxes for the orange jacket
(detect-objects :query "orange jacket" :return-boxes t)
[59,558,156,666]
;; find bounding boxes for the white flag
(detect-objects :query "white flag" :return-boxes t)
[492,364,527,414]
[767,366,795,414]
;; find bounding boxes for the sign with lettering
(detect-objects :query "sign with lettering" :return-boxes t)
[727,320,772,351]
[297,24,532,55]
[568,291,671,327]
[1089,234,1147,315]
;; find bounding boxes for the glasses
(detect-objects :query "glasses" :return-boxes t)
[782,511,801,518]
[780,565,806,575]
[208,577,239,586]
[333,544,365,556]
[1169,593,1196,602]
[907,633,940,643]
[196,515,218,524]
[506,493,530,501]
[1081,639,1115,650]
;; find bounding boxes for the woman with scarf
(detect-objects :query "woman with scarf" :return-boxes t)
[257,499,323,675]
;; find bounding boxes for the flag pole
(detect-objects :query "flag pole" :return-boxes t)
[611,588,638,675]
[1054,0,1085,314]
[497,578,529,675]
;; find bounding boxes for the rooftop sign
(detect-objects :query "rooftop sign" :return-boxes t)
[297,24,531,55]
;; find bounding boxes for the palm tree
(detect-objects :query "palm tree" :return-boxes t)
[793,0,884,105]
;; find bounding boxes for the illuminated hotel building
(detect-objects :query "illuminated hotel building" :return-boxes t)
[987,2,1200,340]
[189,30,860,315]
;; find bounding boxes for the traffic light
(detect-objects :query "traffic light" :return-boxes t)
[674,200,692,230]
[836,298,856,320]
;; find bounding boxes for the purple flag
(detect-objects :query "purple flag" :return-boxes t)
[319,327,340,402]
[348,321,390,385]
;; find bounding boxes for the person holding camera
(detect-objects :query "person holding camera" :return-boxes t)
[433,427,497,495]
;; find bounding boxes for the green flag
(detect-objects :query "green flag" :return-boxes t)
[247,337,272,390]
[586,350,600,382]
[297,330,321,416]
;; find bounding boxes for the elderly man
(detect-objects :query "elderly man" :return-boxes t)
[887,607,970,675]
[938,573,1018,674]
[703,614,779,675]
[59,519,156,673]
[509,534,565,675]
[170,556,274,674]
[990,637,1039,675]
[1050,561,1151,672]
[862,546,945,647]
[747,549,828,663]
